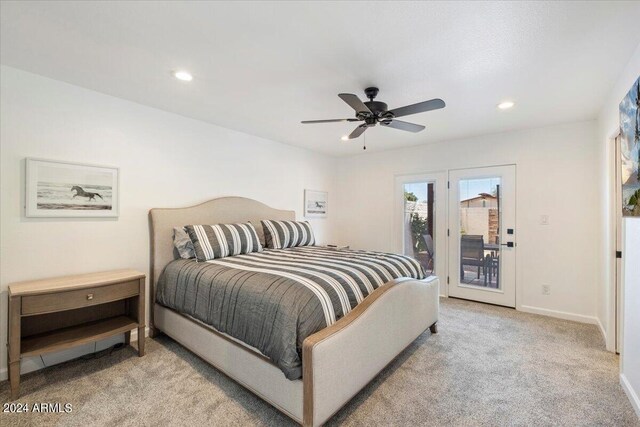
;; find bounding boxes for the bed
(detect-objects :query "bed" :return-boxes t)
[149,197,439,426]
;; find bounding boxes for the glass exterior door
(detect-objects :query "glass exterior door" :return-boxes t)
[448,166,516,307]
[395,172,447,285]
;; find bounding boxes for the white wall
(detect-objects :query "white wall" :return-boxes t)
[0,66,337,377]
[621,219,640,417]
[596,42,640,351]
[334,121,601,323]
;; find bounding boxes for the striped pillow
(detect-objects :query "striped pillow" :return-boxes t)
[261,220,316,249]
[184,223,262,262]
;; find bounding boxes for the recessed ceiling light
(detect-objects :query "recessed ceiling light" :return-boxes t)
[341,135,349,141]
[497,101,515,110]
[173,70,193,82]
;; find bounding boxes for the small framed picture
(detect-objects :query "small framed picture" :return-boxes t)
[304,189,328,218]
[26,158,119,218]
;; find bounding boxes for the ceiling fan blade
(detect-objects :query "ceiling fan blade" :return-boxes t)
[388,98,445,118]
[301,118,359,124]
[338,93,372,114]
[348,124,369,139]
[380,119,425,133]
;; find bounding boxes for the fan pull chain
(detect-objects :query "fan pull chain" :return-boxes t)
[363,132,367,150]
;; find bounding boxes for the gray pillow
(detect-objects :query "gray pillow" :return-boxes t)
[184,223,263,262]
[261,219,315,249]
[173,226,195,259]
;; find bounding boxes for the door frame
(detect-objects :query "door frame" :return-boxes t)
[610,130,623,353]
[394,171,448,296]
[447,164,517,308]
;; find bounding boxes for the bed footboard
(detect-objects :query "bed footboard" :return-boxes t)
[302,275,439,427]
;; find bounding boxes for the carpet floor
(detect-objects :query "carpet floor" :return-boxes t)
[1,298,638,426]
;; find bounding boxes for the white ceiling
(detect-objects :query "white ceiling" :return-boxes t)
[2,1,640,156]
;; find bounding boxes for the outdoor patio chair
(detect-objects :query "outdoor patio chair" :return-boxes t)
[460,234,486,283]
[487,253,499,287]
[421,234,435,271]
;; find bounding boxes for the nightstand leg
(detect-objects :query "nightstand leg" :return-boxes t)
[124,330,131,345]
[137,277,146,357]
[8,295,21,400]
[137,327,145,356]
[9,360,20,400]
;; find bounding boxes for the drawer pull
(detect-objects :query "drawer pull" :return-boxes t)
[87,294,94,301]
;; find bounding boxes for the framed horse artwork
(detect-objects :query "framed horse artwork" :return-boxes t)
[25,158,119,218]
[304,189,328,218]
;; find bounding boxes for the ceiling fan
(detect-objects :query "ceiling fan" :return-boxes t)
[301,87,445,140]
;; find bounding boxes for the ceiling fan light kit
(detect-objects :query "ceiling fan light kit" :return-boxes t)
[301,87,445,143]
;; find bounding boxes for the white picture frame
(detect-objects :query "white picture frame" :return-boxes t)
[304,189,327,218]
[25,158,119,218]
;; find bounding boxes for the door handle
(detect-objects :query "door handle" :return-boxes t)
[500,242,515,248]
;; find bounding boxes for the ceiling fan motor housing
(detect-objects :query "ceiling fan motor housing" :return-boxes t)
[363,86,389,118]
[363,101,388,115]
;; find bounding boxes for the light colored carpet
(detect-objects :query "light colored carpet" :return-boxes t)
[2,298,638,426]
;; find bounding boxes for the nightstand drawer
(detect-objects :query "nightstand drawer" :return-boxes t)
[22,280,139,315]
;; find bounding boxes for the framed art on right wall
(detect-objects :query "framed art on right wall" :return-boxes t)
[304,189,328,218]
[620,76,640,217]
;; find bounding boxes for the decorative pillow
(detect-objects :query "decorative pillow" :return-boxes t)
[184,222,263,262]
[173,226,195,259]
[261,220,316,249]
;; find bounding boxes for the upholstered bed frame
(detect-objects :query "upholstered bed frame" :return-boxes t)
[149,197,439,426]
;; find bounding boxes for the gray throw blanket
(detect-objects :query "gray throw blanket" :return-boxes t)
[156,246,426,379]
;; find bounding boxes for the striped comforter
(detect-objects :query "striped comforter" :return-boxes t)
[156,246,427,380]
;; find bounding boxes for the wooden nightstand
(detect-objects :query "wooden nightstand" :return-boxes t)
[7,269,146,400]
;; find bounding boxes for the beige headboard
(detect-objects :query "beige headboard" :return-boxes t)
[148,196,295,303]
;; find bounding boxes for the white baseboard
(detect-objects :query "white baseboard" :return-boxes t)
[594,318,616,353]
[621,373,640,418]
[519,305,599,325]
[0,327,150,382]
[130,326,149,341]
